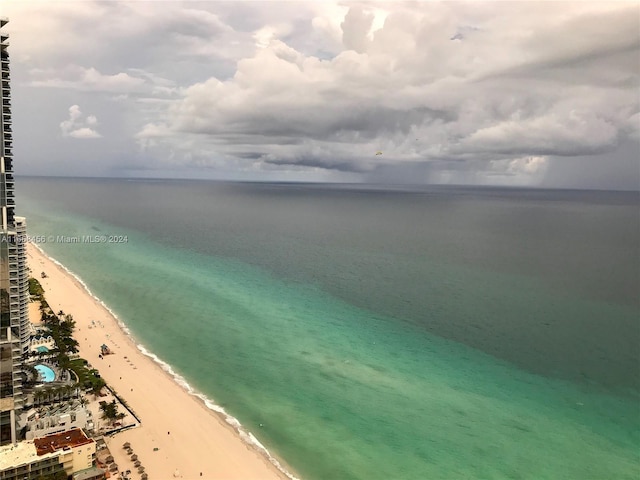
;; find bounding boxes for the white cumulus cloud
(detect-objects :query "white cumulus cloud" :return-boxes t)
[60,105,101,139]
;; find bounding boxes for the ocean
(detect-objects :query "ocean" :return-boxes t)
[16,177,640,479]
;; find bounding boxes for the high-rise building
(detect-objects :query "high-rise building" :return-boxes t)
[0,17,29,446]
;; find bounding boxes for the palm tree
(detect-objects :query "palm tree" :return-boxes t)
[91,377,106,397]
[43,387,53,404]
[48,387,56,403]
[58,354,71,372]
[62,338,79,355]
[100,400,121,425]
[54,386,65,404]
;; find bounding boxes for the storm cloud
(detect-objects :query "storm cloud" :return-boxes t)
[3,1,639,187]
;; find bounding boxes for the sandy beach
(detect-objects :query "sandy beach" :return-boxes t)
[27,243,291,480]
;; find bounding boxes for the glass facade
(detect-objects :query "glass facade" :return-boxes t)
[0,17,27,446]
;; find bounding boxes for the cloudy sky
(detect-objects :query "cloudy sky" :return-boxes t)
[2,0,639,188]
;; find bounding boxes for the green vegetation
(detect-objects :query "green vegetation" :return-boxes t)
[41,309,79,371]
[99,399,125,424]
[68,358,106,394]
[32,384,79,406]
[29,276,51,312]
[29,277,45,299]
[23,364,39,387]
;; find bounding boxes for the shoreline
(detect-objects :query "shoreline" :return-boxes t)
[27,243,299,480]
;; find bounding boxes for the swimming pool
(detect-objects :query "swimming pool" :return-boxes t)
[35,364,55,383]
[36,346,49,353]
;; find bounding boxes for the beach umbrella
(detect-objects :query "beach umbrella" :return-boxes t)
[138,466,145,473]
[110,463,118,471]
[123,442,131,448]
[126,447,133,454]
[141,474,148,480]
[134,460,141,467]
[131,454,138,461]
[106,455,114,463]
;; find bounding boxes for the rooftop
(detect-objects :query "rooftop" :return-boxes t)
[0,441,59,470]
[34,428,94,455]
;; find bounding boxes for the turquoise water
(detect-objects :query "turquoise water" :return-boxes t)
[35,364,55,383]
[36,346,49,353]
[17,179,640,479]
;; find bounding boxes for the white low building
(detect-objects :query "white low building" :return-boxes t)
[29,333,55,355]
[0,428,101,479]
[22,401,94,440]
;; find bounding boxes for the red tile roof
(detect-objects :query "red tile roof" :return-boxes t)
[34,428,94,455]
